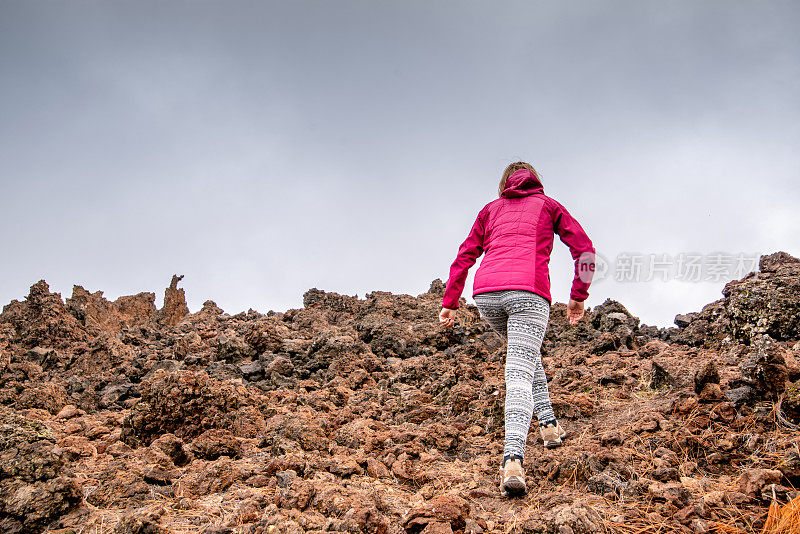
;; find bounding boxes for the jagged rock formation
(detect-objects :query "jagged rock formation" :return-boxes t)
[66,285,157,335]
[0,257,799,533]
[663,251,800,347]
[159,275,190,327]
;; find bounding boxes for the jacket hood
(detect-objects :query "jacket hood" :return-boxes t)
[501,169,544,198]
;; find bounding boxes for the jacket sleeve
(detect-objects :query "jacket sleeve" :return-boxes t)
[442,208,486,309]
[551,199,595,302]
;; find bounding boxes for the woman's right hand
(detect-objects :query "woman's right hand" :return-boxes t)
[567,299,584,325]
[439,307,456,328]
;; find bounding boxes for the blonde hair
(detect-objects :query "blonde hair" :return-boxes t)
[499,161,540,197]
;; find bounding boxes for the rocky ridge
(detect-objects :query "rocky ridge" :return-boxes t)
[1,251,799,533]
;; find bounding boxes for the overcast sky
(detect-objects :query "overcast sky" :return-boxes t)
[1,1,798,327]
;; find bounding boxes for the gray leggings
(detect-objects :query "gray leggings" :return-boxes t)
[474,290,554,459]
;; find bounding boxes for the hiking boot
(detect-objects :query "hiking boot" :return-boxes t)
[539,420,567,448]
[499,455,526,497]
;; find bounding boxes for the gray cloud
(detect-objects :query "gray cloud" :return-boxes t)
[1,1,798,326]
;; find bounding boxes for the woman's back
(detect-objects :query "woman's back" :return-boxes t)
[442,167,595,310]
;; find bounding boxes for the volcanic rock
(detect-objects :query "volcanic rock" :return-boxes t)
[1,253,799,532]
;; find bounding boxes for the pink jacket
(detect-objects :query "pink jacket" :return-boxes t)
[443,169,595,309]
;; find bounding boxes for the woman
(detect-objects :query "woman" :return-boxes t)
[439,161,595,497]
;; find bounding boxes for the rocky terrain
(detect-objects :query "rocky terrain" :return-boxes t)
[1,254,800,534]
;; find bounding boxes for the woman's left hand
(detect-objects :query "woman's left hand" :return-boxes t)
[439,307,456,328]
[567,299,585,325]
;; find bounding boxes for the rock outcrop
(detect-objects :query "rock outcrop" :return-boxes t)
[158,275,190,327]
[667,251,800,347]
[0,409,81,532]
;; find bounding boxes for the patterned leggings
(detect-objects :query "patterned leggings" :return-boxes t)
[474,290,554,459]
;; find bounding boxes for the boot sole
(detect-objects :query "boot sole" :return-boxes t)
[500,475,527,496]
[542,430,568,449]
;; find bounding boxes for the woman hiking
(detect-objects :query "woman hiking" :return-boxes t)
[439,161,595,497]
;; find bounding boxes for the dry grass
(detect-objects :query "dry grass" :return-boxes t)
[551,384,800,534]
[761,494,800,534]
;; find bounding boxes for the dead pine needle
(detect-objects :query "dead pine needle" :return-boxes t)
[761,494,800,534]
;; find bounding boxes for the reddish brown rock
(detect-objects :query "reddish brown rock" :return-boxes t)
[87,460,151,507]
[158,275,189,326]
[366,457,390,478]
[121,369,266,445]
[648,482,690,506]
[1,281,87,349]
[736,468,782,498]
[550,501,604,534]
[420,522,453,534]
[404,494,470,532]
[0,408,80,531]
[174,458,241,498]
[66,285,155,335]
[189,429,243,460]
[739,335,788,398]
